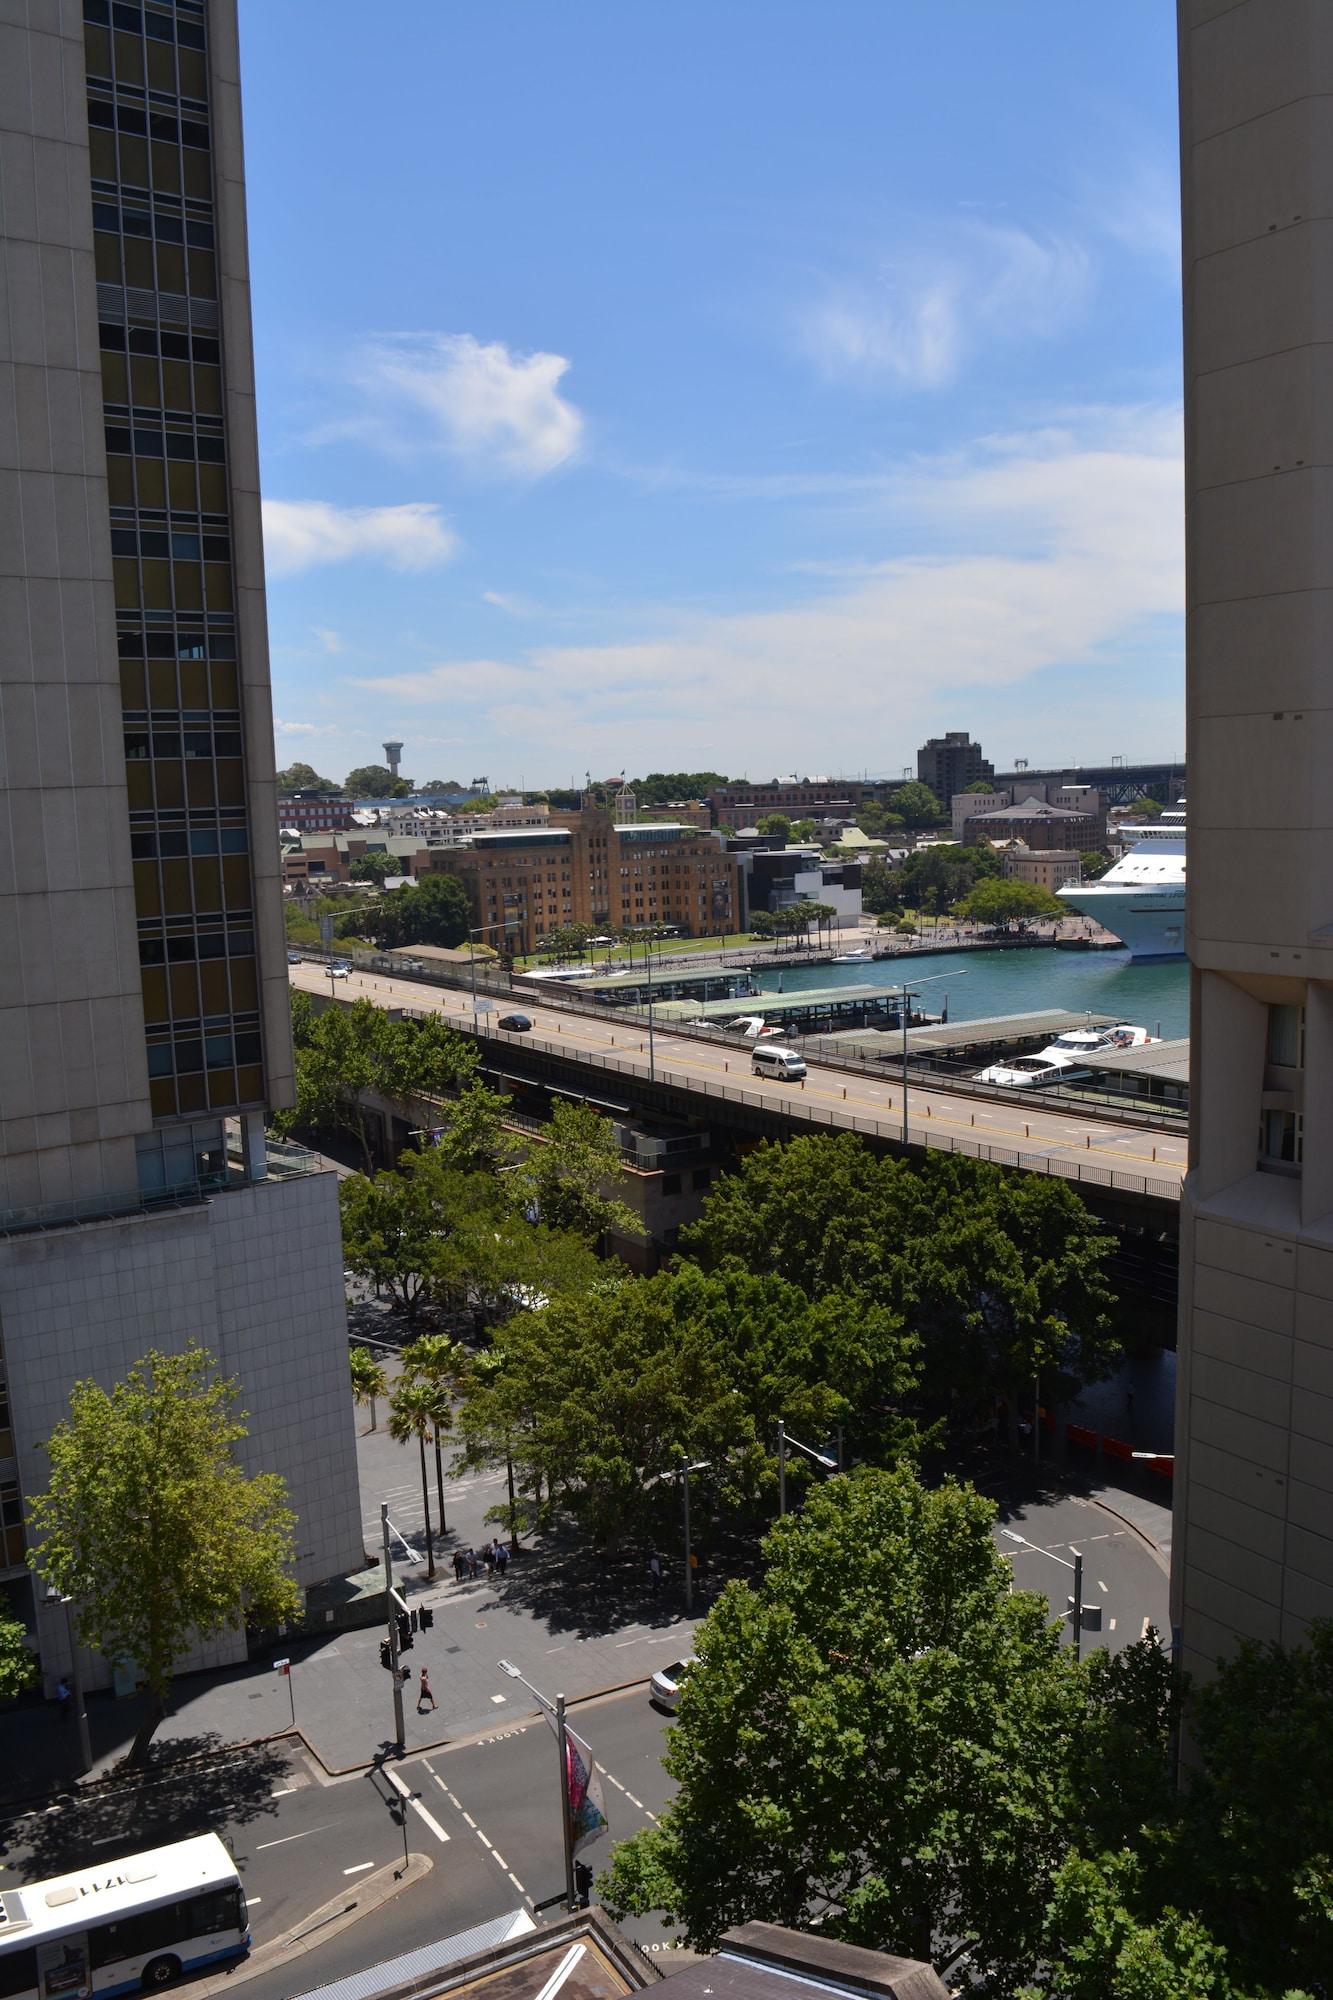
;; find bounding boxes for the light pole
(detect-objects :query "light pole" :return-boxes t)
[468,920,516,1033]
[381,1502,406,1751]
[776,1420,838,1516]
[499,1660,577,1910]
[646,932,656,1083]
[680,1457,710,1613]
[885,969,963,1146]
[1000,1529,1086,1660]
[46,1590,92,1776]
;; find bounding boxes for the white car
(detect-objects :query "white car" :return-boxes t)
[973,1051,1090,1090]
[649,1656,695,1712]
[329,962,352,979]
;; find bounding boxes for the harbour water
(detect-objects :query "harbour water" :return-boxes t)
[754,946,1190,1040]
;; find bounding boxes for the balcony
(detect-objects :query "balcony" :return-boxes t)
[0,1137,320,1240]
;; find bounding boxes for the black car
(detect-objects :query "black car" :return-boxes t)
[496,1012,533,1032]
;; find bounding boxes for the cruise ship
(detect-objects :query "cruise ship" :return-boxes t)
[1057,803,1186,960]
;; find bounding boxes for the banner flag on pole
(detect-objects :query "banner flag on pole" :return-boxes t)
[565,1723,608,1853]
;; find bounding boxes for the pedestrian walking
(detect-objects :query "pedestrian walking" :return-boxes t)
[648,1552,662,1595]
[417,1668,437,1712]
[453,1548,466,1584]
[55,1676,72,1720]
[483,1544,495,1577]
[495,1542,509,1577]
[468,1548,479,1580]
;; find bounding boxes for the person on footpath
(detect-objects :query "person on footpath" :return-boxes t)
[649,1552,662,1595]
[417,1667,437,1712]
[495,1541,509,1577]
[452,1548,467,1584]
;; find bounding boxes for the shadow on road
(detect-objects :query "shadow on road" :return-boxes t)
[6,1737,292,1881]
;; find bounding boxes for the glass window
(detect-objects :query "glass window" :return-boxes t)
[1267,1003,1304,1068]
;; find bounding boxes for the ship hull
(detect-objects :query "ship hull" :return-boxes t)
[1057,886,1186,961]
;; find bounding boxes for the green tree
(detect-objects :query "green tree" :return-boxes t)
[278,997,478,1172]
[860,857,900,917]
[401,1335,470,1536]
[509,1098,645,1246]
[897,841,999,915]
[600,1466,1085,1985]
[345,763,409,797]
[888,780,947,826]
[1130,796,1164,818]
[389,1375,448,1580]
[682,1138,1118,1422]
[855,798,906,840]
[1033,1853,1261,2000]
[631,772,729,806]
[349,852,397,883]
[349,1344,387,1432]
[955,876,1066,928]
[789,818,817,842]
[538,922,596,962]
[425,1079,522,1176]
[0,1611,36,1701]
[368,872,473,949]
[276,762,341,795]
[26,1345,300,1761]
[756,813,793,843]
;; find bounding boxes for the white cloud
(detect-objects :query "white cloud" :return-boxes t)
[797,222,1093,391]
[346,405,1183,772]
[273,718,342,737]
[351,333,584,479]
[262,500,458,576]
[311,625,345,652]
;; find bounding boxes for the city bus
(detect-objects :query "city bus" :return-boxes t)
[0,1834,249,2000]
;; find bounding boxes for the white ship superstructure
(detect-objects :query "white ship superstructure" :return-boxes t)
[1057,805,1186,960]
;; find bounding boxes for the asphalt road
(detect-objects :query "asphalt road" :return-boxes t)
[290,962,1185,1193]
[990,1490,1169,1653]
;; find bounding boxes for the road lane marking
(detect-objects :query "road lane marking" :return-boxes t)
[1098,1580,1108,1592]
[385,1766,450,1844]
[270,1786,295,1798]
[255,1825,336,1850]
[343,1863,374,1876]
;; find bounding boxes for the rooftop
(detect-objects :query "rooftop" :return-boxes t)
[969,796,1093,822]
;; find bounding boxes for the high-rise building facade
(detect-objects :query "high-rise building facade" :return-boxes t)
[1172,0,1333,1678]
[916,732,993,803]
[1,0,362,1678]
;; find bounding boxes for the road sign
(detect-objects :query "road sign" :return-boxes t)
[319,916,334,945]
[475,999,494,1013]
[273,1658,291,1675]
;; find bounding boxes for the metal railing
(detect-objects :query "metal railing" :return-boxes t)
[0,1140,321,1239]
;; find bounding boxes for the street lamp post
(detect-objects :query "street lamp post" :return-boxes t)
[46,1590,92,1776]
[776,1420,838,1516]
[680,1457,710,1614]
[886,970,964,1147]
[381,1503,406,1751]
[1001,1529,1086,1660]
[499,1660,577,1910]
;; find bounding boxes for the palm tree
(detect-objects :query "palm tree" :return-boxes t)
[349,1345,387,1433]
[401,1334,469,1537]
[389,1376,450,1581]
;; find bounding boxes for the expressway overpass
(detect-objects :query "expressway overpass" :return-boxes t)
[290,962,1185,1226]
[990,761,1186,806]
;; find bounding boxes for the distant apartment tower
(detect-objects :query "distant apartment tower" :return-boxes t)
[1173,1,1333,1678]
[1,0,362,1679]
[383,739,403,780]
[916,732,993,803]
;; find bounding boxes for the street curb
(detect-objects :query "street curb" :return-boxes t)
[1085,1489,1172,1581]
[299,1667,672,1780]
[188,1853,432,1995]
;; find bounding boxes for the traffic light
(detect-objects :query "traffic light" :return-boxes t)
[419,1606,434,1631]
[409,1607,419,1634]
[379,1639,392,1671]
[396,1610,413,1653]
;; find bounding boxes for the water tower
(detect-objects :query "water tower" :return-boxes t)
[383,740,403,781]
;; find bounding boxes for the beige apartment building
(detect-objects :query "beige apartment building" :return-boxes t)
[1,0,362,1677]
[1172,0,1333,1678]
[443,809,743,956]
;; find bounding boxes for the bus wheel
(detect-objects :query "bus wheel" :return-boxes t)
[142,1957,181,1988]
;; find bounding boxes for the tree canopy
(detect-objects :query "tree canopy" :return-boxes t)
[682,1136,1119,1420]
[345,763,411,797]
[367,872,473,949]
[26,1345,300,1760]
[887,780,947,827]
[279,995,478,1171]
[756,813,793,842]
[508,1097,644,1246]
[601,1466,1107,1984]
[631,771,729,805]
[0,1612,36,1701]
[955,876,1067,927]
[349,852,398,883]
[276,761,341,795]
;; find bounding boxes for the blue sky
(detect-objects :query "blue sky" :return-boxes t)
[240,2,1183,791]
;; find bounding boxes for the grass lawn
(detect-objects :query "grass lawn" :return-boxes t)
[514,930,762,972]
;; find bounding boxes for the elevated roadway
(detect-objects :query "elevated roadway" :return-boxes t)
[290,963,1185,1216]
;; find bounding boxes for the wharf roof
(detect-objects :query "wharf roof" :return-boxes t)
[968,796,1094,822]
[814,1009,1120,1056]
[1081,1036,1190,1083]
[656,981,893,1020]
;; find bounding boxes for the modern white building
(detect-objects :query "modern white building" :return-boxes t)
[1,0,363,1685]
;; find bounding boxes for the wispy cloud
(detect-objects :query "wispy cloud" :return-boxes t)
[346,405,1183,771]
[273,718,342,737]
[796,222,1094,391]
[311,625,345,652]
[345,332,584,479]
[262,499,458,576]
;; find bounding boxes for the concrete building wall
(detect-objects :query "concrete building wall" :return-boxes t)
[3,1167,364,1693]
[0,2,153,1210]
[1174,0,1333,1679]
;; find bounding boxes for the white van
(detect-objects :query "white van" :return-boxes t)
[752,1044,807,1081]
